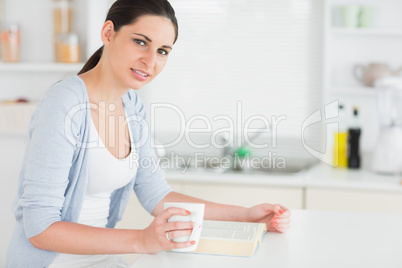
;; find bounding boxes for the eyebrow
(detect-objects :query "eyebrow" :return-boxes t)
[133,33,173,50]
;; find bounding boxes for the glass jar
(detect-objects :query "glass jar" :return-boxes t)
[1,23,20,62]
[53,0,72,61]
[57,33,80,63]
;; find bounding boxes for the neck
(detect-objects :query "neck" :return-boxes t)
[79,58,129,105]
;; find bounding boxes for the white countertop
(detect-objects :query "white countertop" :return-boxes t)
[165,164,402,193]
[130,209,402,268]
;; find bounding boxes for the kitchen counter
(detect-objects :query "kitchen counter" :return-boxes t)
[165,163,402,194]
[130,209,402,268]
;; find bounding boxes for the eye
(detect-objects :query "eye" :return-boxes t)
[134,39,146,46]
[157,48,168,56]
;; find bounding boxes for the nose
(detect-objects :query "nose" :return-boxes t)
[141,50,156,69]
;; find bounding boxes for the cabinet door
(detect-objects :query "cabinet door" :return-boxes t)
[182,182,303,209]
[306,188,402,214]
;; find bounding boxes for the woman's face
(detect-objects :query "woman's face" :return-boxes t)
[106,15,176,90]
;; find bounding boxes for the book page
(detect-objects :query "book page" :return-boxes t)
[200,220,263,242]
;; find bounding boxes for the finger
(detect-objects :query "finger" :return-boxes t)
[274,228,287,233]
[274,223,291,231]
[274,225,290,233]
[273,208,291,219]
[160,207,191,222]
[282,209,291,217]
[165,221,195,232]
[168,229,193,240]
[274,204,290,215]
[172,240,196,249]
[271,217,290,225]
[263,204,284,216]
[275,204,284,215]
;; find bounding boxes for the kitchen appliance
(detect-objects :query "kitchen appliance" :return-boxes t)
[371,77,402,174]
[354,63,402,87]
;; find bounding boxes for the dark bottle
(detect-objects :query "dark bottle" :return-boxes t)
[348,107,361,169]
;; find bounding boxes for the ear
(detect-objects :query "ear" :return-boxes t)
[101,20,115,47]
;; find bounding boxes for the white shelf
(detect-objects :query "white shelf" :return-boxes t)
[0,62,85,72]
[328,86,377,97]
[331,27,402,36]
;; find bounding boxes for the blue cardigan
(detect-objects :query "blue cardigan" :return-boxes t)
[6,76,172,268]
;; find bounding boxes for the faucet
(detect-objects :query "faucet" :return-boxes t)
[218,130,267,172]
[218,133,234,171]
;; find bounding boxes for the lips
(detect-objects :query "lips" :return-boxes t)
[130,68,150,81]
[132,69,149,77]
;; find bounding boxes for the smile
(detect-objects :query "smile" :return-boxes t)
[131,69,149,77]
[131,68,150,82]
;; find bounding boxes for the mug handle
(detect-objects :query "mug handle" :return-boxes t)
[353,64,365,82]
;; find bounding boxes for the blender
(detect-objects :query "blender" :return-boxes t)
[371,77,402,174]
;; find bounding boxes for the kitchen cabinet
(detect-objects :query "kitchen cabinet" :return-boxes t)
[181,182,303,209]
[305,188,402,214]
[305,164,402,214]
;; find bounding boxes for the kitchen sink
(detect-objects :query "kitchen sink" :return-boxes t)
[239,162,315,175]
[162,156,317,175]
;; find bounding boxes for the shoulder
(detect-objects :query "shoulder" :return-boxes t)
[43,75,87,106]
[33,75,88,123]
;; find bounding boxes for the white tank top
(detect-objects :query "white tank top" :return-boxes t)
[50,111,137,267]
[77,114,137,227]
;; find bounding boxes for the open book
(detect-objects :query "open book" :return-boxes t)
[194,220,267,257]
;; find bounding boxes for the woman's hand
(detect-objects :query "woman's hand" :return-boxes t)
[244,203,291,233]
[139,207,195,253]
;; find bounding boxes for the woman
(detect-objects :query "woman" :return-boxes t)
[6,0,290,267]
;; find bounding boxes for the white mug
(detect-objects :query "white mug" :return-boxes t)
[164,202,205,252]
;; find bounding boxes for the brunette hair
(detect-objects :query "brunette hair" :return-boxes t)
[78,0,178,75]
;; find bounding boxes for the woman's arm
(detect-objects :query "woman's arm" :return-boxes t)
[29,222,141,254]
[152,191,248,221]
[153,191,291,233]
[29,207,195,254]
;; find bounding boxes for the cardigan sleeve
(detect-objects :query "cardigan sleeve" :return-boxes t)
[131,92,172,214]
[19,81,83,239]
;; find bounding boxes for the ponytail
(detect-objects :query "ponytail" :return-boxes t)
[78,46,104,75]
